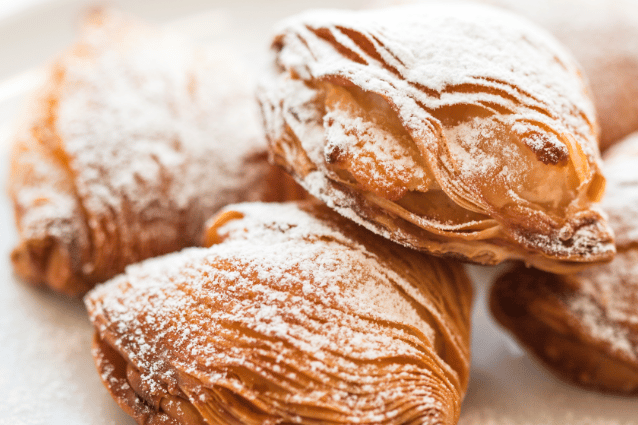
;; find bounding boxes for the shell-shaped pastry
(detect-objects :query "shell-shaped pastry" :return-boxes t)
[258,3,614,274]
[85,201,473,425]
[9,10,306,297]
[490,132,638,394]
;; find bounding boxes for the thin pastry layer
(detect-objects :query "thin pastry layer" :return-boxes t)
[490,132,638,394]
[85,201,473,424]
[258,3,614,274]
[9,10,306,297]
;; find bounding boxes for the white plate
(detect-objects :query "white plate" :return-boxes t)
[1,1,637,424]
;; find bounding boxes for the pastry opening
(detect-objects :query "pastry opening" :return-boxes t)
[440,113,580,216]
[94,332,283,425]
[321,80,435,201]
[126,364,206,425]
[396,190,491,228]
[317,78,583,237]
[93,333,207,425]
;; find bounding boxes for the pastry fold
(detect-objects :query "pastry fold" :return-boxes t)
[85,201,473,425]
[490,132,638,394]
[258,3,614,274]
[9,10,305,296]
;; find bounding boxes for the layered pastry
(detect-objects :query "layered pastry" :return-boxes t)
[378,0,638,151]
[482,0,638,151]
[85,201,473,425]
[491,132,638,394]
[258,3,614,274]
[9,10,305,296]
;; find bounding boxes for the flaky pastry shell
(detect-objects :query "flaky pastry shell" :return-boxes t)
[375,0,638,151]
[9,10,306,296]
[85,201,473,425]
[491,132,638,394]
[258,3,614,274]
[482,0,638,152]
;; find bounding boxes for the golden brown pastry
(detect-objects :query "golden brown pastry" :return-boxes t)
[85,201,473,425]
[490,131,638,394]
[482,0,638,152]
[377,0,638,151]
[258,3,614,275]
[9,10,306,297]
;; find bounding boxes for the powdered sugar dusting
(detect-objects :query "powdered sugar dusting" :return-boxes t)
[375,0,638,150]
[10,10,277,290]
[86,202,471,423]
[275,3,597,152]
[325,103,429,189]
[568,291,636,360]
[492,132,638,383]
[56,11,267,239]
[260,3,613,269]
[551,133,638,360]
[469,0,638,151]
[445,117,513,179]
[323,84,432,197]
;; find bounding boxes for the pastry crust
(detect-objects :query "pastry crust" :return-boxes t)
[482,0,638,152]
[9,10,306,297]
[85,201,473,425]
[379,0,638,151]
[258,3,614,274]
[490,132,638,394]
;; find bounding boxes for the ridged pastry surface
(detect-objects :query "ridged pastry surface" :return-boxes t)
[259,3,614,274]
[481,0,638,152]
[378,0,638,151]
[9,10,304,296]
[491,132,638,394]
[85,201,473,425]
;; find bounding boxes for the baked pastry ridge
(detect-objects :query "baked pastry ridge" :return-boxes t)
[9,10,304,296]
[377,0,638,151]
[490,132,638,394]
[482,0,638,152]
[85,201,473,424]
[259,3,614,273]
